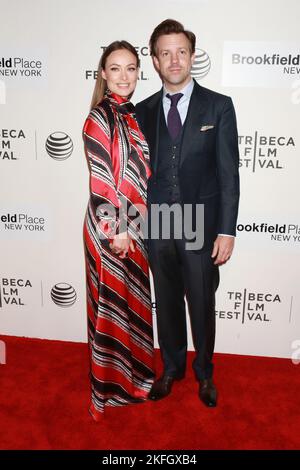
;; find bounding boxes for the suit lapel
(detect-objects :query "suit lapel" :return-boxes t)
[145,89,162,175]
[180,81,208,167]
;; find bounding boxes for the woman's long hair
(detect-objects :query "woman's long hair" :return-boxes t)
[90,40,140,110]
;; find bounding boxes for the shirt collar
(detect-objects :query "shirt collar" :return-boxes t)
[163,78,194,101]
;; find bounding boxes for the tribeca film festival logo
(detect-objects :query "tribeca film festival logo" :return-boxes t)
[0,278,32,308]
[45,132,73,160]
[216,289,282,324]
[85,46,210,82]
[0,212,46,233]
[0,57,43,78]
[86,46,150,81]
[50,283,77,307]
[0,129,73,162]
[0,279,77,309]
[0,128,26,161]
[239,132,295,172]
[237,222,300,243]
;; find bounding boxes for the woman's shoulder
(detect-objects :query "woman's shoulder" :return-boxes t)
[88,99,111,121]
[83,99,114,136]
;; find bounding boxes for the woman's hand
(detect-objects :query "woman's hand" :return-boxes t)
[109,232,135,259]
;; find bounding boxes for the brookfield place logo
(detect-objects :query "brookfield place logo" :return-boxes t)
[0,57,43,78]
[237,222,300,243]
[231,53,300,67]
[0,212,46,233]
[50,283,77,307]
[239,132,295,172]
[191,48,211,80]
[222,42,300,87]
[46,132,73,160]
[216,289,282,324]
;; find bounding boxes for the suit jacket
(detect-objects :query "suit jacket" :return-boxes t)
[135,79,240,251]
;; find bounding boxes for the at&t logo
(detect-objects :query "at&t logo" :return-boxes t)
[51,283,77,307]
[46,132,73,160]
[191,48,211,80]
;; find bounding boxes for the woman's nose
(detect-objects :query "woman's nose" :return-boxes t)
[121,69,128,80]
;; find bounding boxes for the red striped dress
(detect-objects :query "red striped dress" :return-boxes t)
[83,92,154,420]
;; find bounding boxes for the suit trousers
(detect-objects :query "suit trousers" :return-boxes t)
[148,230,219,381]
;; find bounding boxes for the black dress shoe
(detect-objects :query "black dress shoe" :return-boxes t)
[199,378,217,407]
[149,375,183,401]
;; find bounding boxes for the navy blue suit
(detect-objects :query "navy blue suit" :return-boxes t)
[136,80,240,380]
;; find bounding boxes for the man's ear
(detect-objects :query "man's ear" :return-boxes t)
[152,55,160,73]
[191,52,195,66]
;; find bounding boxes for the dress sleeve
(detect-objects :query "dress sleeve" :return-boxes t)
[83,106,123,241]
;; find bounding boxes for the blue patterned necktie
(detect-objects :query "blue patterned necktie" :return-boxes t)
[166,93,183,140]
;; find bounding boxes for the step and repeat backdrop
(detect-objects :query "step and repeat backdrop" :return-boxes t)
[0,0,299,359]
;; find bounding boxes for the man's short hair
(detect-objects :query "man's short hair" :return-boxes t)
[149,19,196,57]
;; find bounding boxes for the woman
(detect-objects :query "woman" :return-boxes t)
[83,41,154,420]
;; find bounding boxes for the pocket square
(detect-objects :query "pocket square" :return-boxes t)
[200,125,215,131]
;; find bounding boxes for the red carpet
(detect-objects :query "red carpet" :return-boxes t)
[0,335,299,450]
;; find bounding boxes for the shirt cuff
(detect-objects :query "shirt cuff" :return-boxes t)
[218,234,235,237]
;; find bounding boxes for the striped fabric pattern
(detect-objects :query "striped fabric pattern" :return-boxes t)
[83,92,154,420]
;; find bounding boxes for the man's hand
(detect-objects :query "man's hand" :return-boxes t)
[211,235,235,265]
[109,232,135,259]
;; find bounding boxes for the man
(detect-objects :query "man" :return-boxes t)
[135,19,240,407]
